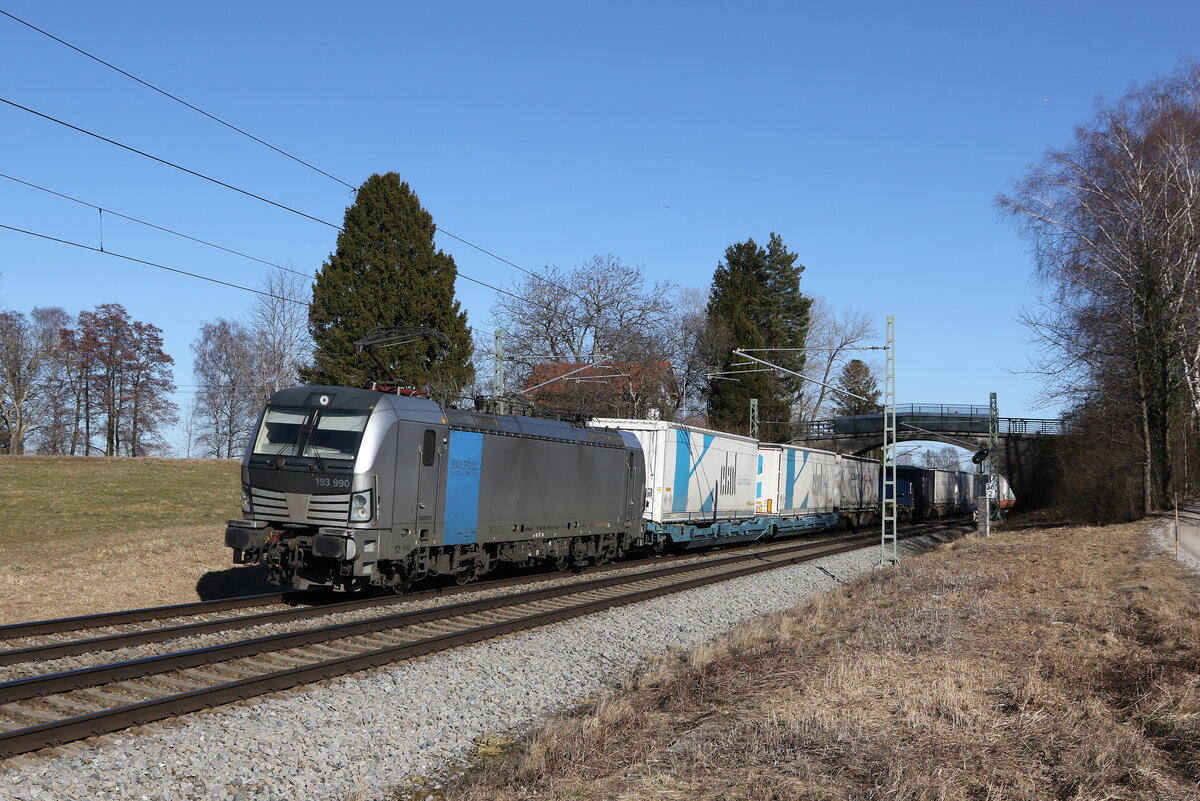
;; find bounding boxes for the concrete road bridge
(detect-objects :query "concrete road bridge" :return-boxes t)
[792,404,1065,507]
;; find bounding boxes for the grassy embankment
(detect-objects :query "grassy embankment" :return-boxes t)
[0,455,265,624]
[427,520,1200,800]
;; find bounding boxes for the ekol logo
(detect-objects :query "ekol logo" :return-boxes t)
[719,464,737,495]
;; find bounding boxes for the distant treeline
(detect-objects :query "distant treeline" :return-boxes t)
[0,302,174,456]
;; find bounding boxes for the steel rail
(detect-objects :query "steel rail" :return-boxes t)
[0,542,823,665]
[0,525,969,758]
[0,523,962,663]
[0,531,901,704]
[0,521,934,641]
[0,592,291,640]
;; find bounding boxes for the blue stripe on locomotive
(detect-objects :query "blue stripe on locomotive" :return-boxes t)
[443,430,483,545]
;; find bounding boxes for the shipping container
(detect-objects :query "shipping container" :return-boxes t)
[756,445,839,516]
[591,418,758,525]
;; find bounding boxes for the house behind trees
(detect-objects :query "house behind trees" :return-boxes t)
[522,360,680,419]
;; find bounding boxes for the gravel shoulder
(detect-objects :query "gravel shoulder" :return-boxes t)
[438,518,1200,801]
[0,533,953,801]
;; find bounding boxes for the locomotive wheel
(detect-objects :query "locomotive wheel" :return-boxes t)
[553,555,571,572]
[382,564,410,594]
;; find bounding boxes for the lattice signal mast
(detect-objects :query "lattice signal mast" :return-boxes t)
[493,330,505,415]
[880,316,898,565]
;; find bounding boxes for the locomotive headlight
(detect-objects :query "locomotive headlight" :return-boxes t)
[241,486,250,514]
[350,490,373,522]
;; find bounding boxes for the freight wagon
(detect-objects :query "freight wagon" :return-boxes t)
[590,418,765,548]
[755,445,880,533]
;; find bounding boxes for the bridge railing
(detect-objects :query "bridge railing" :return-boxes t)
[1000,418,1065,435]
[792,406,1065,439]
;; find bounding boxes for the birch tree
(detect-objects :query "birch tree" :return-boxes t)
[249,264,311,403]
[999,62,1200,510]
[192,318,261,458]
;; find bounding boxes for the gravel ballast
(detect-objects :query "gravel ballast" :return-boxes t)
[0,540,855,682]
[0,533,953,801]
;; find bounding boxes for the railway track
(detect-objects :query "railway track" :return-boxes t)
[0,520,968,659]
[0,530,889,650]
[0,522,967,759]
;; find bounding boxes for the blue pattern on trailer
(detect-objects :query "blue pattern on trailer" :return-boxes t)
[784,449,810,510]
[756,454,763,502]
[443,430,483,545]
[672,429,715,513]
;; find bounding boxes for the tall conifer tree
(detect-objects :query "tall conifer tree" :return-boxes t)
[831,359,882,415]
[704,233,810,441]
[302,173,473,396]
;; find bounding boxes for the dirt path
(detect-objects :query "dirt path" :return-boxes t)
[1159,501,1200,568]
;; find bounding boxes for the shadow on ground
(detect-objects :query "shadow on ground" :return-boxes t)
[196,565,279,600]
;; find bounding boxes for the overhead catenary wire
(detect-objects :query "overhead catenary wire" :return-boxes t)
[0,9,356,192]
[2,97,591,309]
[0,169,556,312]
[0,223,308,306]
[0,220,567,319]
[2,74,597,317]
[0,171,312,278]
[2,97,599,308]
[0,96,342,230]
[433,228,597,307]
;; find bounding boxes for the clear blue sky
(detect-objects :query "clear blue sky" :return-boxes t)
[3,0,1199,449]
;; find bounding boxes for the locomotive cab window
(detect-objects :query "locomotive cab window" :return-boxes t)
[252,409,308,456]
[304,411,370,460]
[422,430,436,466]
[252,408,370,461]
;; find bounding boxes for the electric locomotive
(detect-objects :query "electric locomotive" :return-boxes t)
[225,386,645,592]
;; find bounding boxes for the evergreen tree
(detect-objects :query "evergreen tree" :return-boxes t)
[831,358,882,415]
[302,173,473,396]
[704,233,810,441]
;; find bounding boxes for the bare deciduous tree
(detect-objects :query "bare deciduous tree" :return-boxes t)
[794,297,878,422]
[0,310,45,454]
[192,318,261,459]
[249,264,311,404]
[69,304,176,457]
[31,306,74,455]
[999,62,1200,511]
[490,256,685,418]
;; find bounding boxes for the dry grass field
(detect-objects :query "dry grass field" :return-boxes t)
[0,456,273,624]
[433,520,1200,800]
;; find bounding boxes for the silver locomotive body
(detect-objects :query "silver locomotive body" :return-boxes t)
[225,386,645,591]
